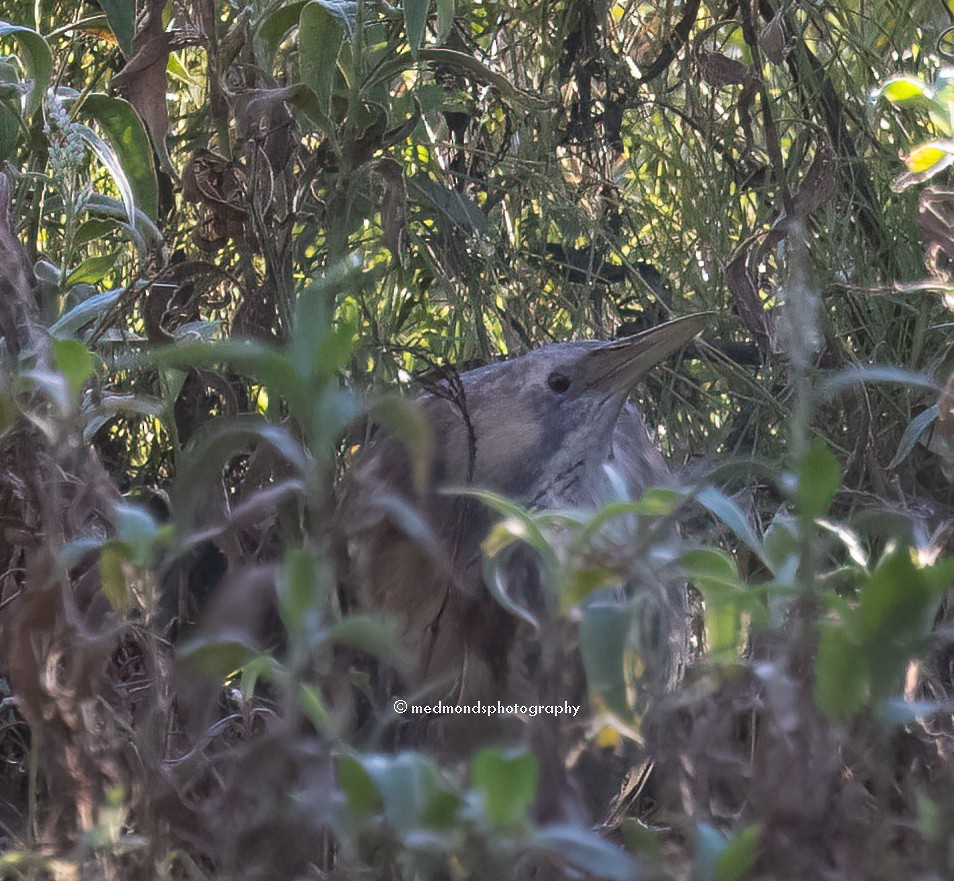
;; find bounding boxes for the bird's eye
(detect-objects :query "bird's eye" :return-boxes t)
[547,372,571,394]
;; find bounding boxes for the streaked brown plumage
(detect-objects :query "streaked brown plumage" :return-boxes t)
[341,315,707,718]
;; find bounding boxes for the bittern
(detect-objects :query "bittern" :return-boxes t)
[341,314,707,717]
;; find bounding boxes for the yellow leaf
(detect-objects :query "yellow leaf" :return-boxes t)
[595,724,623,749]
[904,141,954,173]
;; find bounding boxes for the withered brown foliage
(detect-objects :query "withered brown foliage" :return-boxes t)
[0,174,337,879]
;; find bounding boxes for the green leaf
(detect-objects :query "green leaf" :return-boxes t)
[696,487,767,566]
[84,192,164,250]
[904,140,954,174]
[819,365,939,398]
[716,825,761,881]
[257,1,307,59]
[761,514,799,581]
[435,0,454,41]
[858,550,934,695]
[51,287,123,339]
[706,598,741,659]
[403,0,429,55]
[113,501,160,567]
[80,93,159,220]
[0,22,52,117]
[152,339,304,416]
[51,339,95,396]
[329,614,403,663]
[815,623,867,721]
[681,548,743,598]
[73,122,136,224]
[561,565,622,610]
[298,682,329,730]
[694,822,726,881]
[888,403,939,469]
[367,47,548,110]
[278,549,321,637]
[580,601,633,719]
[461,488,555,565]
[65,251,121,287]
[795,438,841,520]
[530,825,636,881]
[97,0,136,57]
[878,75,935,106]
[337,754,383,818]
[100,542,131,612]
[471,747,538,826]
[355,752,455,833]
[291,257,361,381]
[278,83,338,147]
[300,1,344,114]
[177,636,262,680]
[171,414,312,533]
[681,548,747,659]
[74,217,119,246]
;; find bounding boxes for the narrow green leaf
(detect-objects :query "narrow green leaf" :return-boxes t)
[337,754,383,818]
[300,2,343,114]
[51,287,123,339]
[530,825,636,881]
[65,251,120,286]
[330,614,403,663]
[278,83,338,147]
[680,548,743,598]
[681,548,746,659]
[113,501,160,567]
[858,550,934,695]
[580,601,633,719]
[815,623,867,721]
[761,514,800,580]
[151,339,304,414]
[278,549,322,636]
[819,365,939,397]
[177,636,261,680]
[51,339,95,395]
[404,0,429,55]
[696,487,768,566]
[715,825,761,881]
[795,438,841,520]
[888,403,939,469]
[73,122,136,224]
[877,75,935,106]
[357,752,447,833]
[80,93,159,220]
[74,217,119,246]
[100,542,131,612]
[257,0,306,58]
[299,682,329,729]
[471,747,538,826]
[0,22,52,117]
[97,0,136,57]
[368,47,549,110]
[694,822,726,881]
[435,0,454,41]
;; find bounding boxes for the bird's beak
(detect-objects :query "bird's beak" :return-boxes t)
[583,312,712,395]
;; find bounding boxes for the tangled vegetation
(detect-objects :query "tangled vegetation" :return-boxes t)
[2,0,954,878]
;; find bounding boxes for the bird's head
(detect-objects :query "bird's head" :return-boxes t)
[425,314,709,506]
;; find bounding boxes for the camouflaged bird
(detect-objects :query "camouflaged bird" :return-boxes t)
[340,315,707,721]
